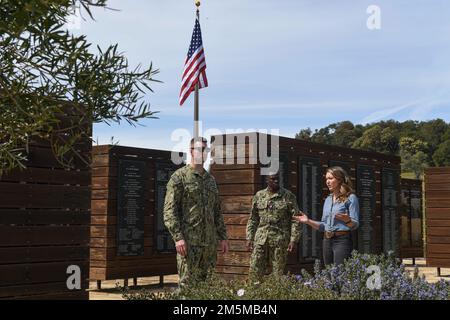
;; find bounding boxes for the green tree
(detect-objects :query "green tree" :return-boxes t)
[295,119,448,175]
[329,121,361,148]
[295,128,312,141]
[310,126,332,144]
[296,121,363,147]
[399,137,428,155]
[351,125,384,152]
[380,127,399,154]
[418,119,447,153]
[399,137,429,178]
[401,151,429,179]
[398,120,420,141]
[443,128,450,142]
[0,0,160,174]
[433,140,450,167]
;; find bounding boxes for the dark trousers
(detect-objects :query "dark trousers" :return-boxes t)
[323,234,353,266]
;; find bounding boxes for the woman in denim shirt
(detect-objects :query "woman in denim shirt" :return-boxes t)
[293,166,359,265]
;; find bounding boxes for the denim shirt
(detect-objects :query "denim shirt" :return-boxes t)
[318,193,360,232]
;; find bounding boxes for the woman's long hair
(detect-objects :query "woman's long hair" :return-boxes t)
[327,166,354,202]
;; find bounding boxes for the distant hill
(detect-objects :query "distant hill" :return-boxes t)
[295,119,450,178]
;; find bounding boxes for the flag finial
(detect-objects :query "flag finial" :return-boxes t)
[195,1,201,8]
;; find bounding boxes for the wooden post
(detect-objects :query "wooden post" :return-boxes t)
[124,279,129,287]
[96,280,102,290]
[412,257,415,265]
[133,277,138,287]
[437,268,441,277]
[159,275,164,287]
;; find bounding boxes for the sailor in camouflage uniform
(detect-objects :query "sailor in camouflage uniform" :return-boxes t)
[246,172,302,279]
[164,137,229,287]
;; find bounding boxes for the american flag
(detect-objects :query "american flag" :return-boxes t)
[179,15,208,106]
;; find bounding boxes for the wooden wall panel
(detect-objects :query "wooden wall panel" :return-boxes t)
[425,167,450,268]
[0,123,91,299]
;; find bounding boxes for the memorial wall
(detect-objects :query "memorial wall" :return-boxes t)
[212,132,402,280]
[400,178,423,259]
[88,137,415,283]
[90,145,184,285]
[356,165,376,254]
[117,159,146,256]
[155,162,178,253]
[382,168,401,256]
[298,157,322,262]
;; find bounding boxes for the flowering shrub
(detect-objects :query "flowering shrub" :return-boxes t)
[296,251,450,300]
[121,252,450,300]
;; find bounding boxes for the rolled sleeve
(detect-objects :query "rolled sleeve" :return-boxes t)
[318,201,329,233]
[348,194,360,230]
[318,222,326,232]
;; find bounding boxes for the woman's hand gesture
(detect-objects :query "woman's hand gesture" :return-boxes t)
[293,211,309,224]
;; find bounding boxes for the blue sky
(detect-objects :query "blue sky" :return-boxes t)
[73,0,450,151]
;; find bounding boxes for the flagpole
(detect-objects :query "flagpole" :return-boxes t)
[194,83,199,139]
[194,1,201,139]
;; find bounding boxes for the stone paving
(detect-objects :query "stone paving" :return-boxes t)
[403,258,450,283]
[88,274,179,300]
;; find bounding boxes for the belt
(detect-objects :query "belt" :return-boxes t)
[324,230,351,239]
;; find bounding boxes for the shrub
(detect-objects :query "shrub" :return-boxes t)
[297,251,450,300]
[121,252,450,300]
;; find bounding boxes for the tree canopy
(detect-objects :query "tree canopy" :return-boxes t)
[295,119,450,178]
[0,0,160,174]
